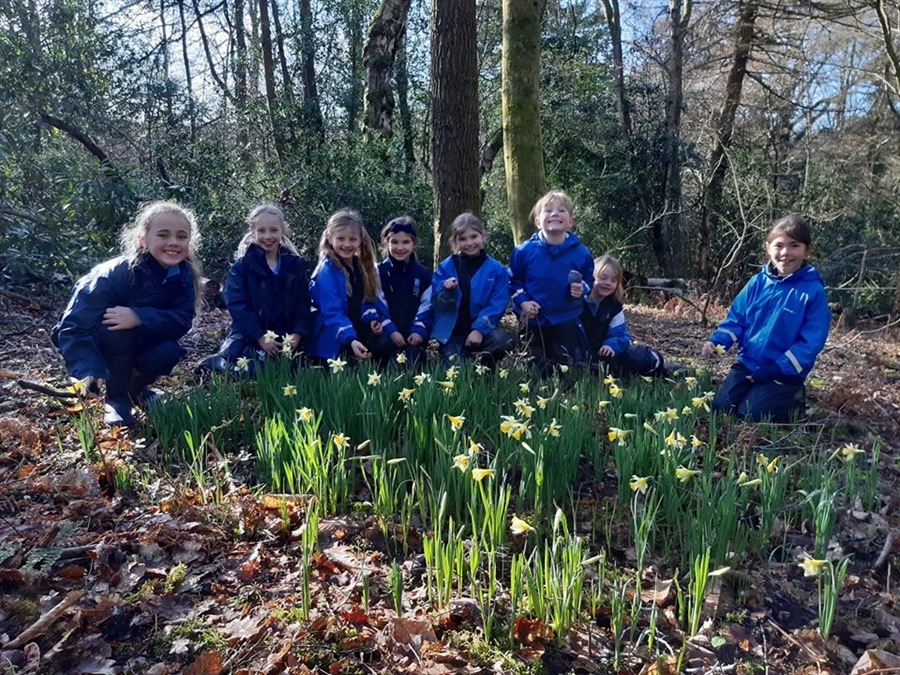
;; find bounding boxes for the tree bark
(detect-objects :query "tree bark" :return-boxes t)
[363,0,412,136]
[258,0,286,163]
[502,0,547,244]
[40,113,123,182]
[177,0,196,140]
[298,0,324,137]
[431,0,481,261]
[347,1,364,132]
[395,32,416,173]
[192,0,236,105]
[270,0,294,105]
[698,0,758,277]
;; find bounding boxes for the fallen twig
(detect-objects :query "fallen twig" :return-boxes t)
[5,590,84,649]
[873,531,896,573]
[16,379,77,399]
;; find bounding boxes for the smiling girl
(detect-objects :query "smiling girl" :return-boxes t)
[52,200,202,427]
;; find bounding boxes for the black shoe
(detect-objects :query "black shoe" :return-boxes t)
[665,362,692,378]
[132,387,162,409]
[194,354,227,376]
[104,397,135,427]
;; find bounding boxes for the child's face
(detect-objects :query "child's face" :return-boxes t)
[386,232,415,262]
[141,212,191,268]
[766,234,809,276]
[535,200,574,236]
[593,266,619,298]
[330,226,362,263]
[253,213,284,254]
[454,227,485,256]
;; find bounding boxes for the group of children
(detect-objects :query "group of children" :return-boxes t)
[52,193,830,428]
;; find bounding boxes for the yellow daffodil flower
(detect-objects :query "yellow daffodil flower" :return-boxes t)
[475,363,489,375]
[766,456,779,474]
[437,380,455,390]
[367,371,382,386]
[514,398,536,418]
[297,407,314,423]
[499,369,509,379]
[396,352,408,364]
[398,387,415,402]
[675,465,701,483]
[608,427,630,443]
[519,382,530,393]
[357,439,371,451]
[559,365,569,373]
[571,404,580,412]
[264,330,279,344]
[327,357,347,373]
[654,410,667,422]
[332,433,350,449]
[714,344,727,356]
[536,396,551,409]
[799,558,827,577]
[468,438,482,455]
[682,405,693,416]
[445,366,459,380]
[690,435,704,449]
[387,457,407,465]
[471,468,494,482]
[640,375,653,383]
[453,454,470,472]
[510,515,534,535]
[665,407,679,421]
[603,374,616,385]
[685,376,698,387]
[629,475,650,494]
[446,414,465,432]
[281,342,293,355]
[546,419,562,437]
[283,385,297,396]
[840,443,864,460]
[608,383,623,398]
[624,413,637,419]
[597,400,610,410]
[739,478,762,488]
[235,357,250,372]
[413,373,430,386]
[643,421,657,435]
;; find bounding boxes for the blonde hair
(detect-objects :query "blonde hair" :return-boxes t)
[592,255,625,302]
[119,200,203,310]
[236,203,299,258]
[531,189,575,221]
[316,209,380,302]
[448,212,487,253]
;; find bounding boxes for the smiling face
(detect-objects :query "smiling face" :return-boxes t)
[766,234,809,276]
[386,232,415,262]
[329,225,362,263]
[141,212,192,268]
[593,265,619,299]
[454,227,485,256]
[253,213,285,254]
[535,199,574,240]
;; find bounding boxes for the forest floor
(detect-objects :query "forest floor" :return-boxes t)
[1,288,899,675]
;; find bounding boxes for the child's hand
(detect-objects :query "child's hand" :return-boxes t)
[370,320,384,336]
[351,340,371,360]
[465,329,483,348]
[444,277,459,291]
[598,345,616,358]
[701,341,722,358]
[258,335,281,356]
[103,306,141,330]
[569,282,584,299]
[72,376,103,397]
[521,300,541,319]
[390,331,406,347]
[288,333,302,351]
[407,333,424,347]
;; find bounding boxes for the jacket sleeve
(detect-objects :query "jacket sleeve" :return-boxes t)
[311,264,357,346]
[709,277,754,350]
[775,285,831,377]
[472,260,511,336]
[290,259,314,340]
[410,274,434,339]
[370,281,398,335]
[431,260,457,313]
[579,251,595,297]
[603,309,632,354]
[224,258,265,342]
[131,268,195,341]
[508,246,532,310]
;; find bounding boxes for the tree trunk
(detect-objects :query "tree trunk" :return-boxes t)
[298,0,324,137]
[431,0,481,261]
[270,0,294,105]
[259,0,286,163]
[40,113,123,182]
[192,0,236,105]
[177,0,196,141]
[396,33,416,174]
[502,0,546,244]
[363,0,412,136]
[347,1,364,132]
[160,0,174,126]
[698,0,758,277]
[232,0,253,169]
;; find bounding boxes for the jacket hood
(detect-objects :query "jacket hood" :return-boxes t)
[528,231,584,253]
[762,261,823,285]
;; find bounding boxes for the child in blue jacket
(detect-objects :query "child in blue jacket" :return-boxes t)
[212,204,312,374]
[431,213,516,365]
[378,216,433,364]
[310,210,399,363]
[52,200,201,427]
[582,255,668,378]
[702,215,831,422]
[509,190,595,371]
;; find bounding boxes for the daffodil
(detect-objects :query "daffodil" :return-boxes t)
[283,384,297,396]
[519,382,530,394]
[546,419,561,437]
[357,439,371,451]
[500,416,517,435]
[472,468,494,482]
[468,438,482,455]
[281,341,292,354]
[453,454,470,472]
[675,465,701,483]
[665,407,679,421]
[665,429,686,449]
[395,351,408,364]
[690,435,705,449]
[603,374,616,385]
[536,396,551,409]
[296,407,314,423]
[475,363,489,375]
[413,373,430,386]
[629,475,650,494]
[571,404,580,412]
[510,515,534,535]
[327,357,347,373]
[709,566,731,577]
[840,443,864,461]
[559,364,569,373]
[608,383,623,398]
[445,366,459,380]
[398,387,415,402]
[766,456,779,474]
[499,369,509,379]
[235,357,250,372]
[513,398,535,418]
[685,376,698,387]
[332,433,350,449]
[643,421,657,435]
[739,477,762,488]
[799,558,827,577]
[437,380,455,391]
[682,405,693,416]
[624,413,637,419]
[367,371,382,386]
[714,344,727,356]
[654,410,668,422]
[640,375,653,383]
[387,457,407,465]
[70,377,90,395]
[446,414,465,432]
[597,400,610,410]
[264,330,279,344]
[608,427,630,444]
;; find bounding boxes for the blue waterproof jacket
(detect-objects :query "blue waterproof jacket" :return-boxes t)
[377,256,433,339]
[220,244,312,360]
[582,294,631,355]
[431,254,510,344]
[509,232,594,326]
[309,257,395,359]
[709,263,831,380]
[52,255,195,380]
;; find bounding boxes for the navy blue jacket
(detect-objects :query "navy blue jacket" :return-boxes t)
[509,232,594,326]
[709,263,830,380]
[221,244,312,360]
[431,254,509,344]
[52,255,195,380]
[377,256,433,339]
[582,294,632,355]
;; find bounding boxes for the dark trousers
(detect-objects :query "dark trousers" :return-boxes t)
[438,328,517,366]
[712,363,806,422]
[98,326,185,400]
[521,320,590,373]
[593,344,666,378]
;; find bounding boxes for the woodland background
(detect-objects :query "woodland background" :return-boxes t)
[1,0,899,317]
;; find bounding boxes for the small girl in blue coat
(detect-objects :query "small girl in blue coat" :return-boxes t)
[431,213,516,365]
[52,200,202,427]
[377,216,433,364]
[582,255,668,378]
[310,210,397,363]
[702,215,831,422]
[216,204,312,373]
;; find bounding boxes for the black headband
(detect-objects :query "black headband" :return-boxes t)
[385,220,417,238]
